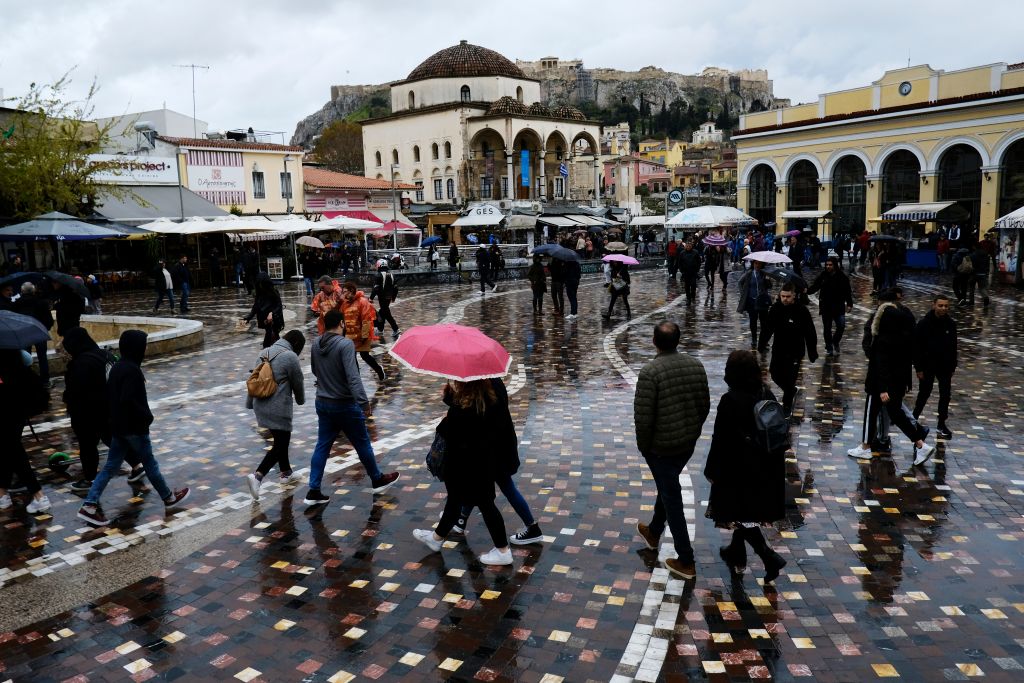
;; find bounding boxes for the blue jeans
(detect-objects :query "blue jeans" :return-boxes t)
[461,474,534,526]
[153,289,174,311]
[179,282,190,311]
[304,276,314,296]
[309,400,381,491]
[643,453,694,564]
[565,280,579,315]
[85,434,173,505]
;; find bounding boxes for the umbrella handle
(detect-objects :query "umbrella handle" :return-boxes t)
[27,419,39,442]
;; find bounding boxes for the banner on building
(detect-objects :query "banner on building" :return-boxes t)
[520,150,530,187]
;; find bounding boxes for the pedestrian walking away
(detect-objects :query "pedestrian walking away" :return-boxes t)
[447,243,460,274]
[340,280,386,382]
[0,349,52,515]
[412,378,519,566]
[171,255,192,313]
[527,255,547,314]
[563,257,581,319]
[242,246,259,295]
[760,282,819,416]
[548,257,566,315]
[53,280,85,337]
[244,274,284,348]
[475,245,497,294]
[77,331,191,526]
[705,350,788,583]
[370,261,401,339]
[967,239,992,308]
[912,295,957,440]
[245,330,306,500]
[806,256,853,356]
[304,310,399,507]
[677,240,701,303]
[634,322,711,580]
[736,261,772,349]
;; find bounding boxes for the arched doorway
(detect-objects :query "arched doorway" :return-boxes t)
[787,160,819,231]
[999,139,1024,217]
[468,129,506,200]
[938,144,983,231]
[881,150,921,214]
[748,164,776,228]
[513,129,543,200]
[832,156,866,235]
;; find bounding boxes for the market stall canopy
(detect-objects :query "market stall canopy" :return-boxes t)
[666,205,758,229]
[503,214,537,231]
[537,216,580,228]
[368,209,415,227]
[0,212,125,241]
[452,205,504,227]
[93,185,227,222]
[630,215,666,227]
[366,221,421,237]
[780,210,834,220]
[568,215,614,227]
[879,201,968,222]
[995,205,1024,230]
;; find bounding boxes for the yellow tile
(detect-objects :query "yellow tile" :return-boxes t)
[748,629,770,639]
[56,628,74,638]
[551,564,570,574]
[115,641,140,655]
[399,652,424,666]
[349,579,368,588]
[446,569,465,578]
[941,606,965,616]
[956,663,983,676]
[607,596,625,606]
[717,601,737,611]
[274,619,295,631]
[981,609,1007,619]
[711,633,733,643]
[548,630,571,642]
[592,585,612,595]
[906,592,929,601]
[270,561,289,569]
[438,658,462,672]
[703,661,726,674]
[480,590,501,600]
[792,637,815,649]
[442,593,462,603]
[872,663,899,677]
[342,627,365,639]
[378,569,397,578]
[539,675,565,683]
[234,668,261,682]
[285,586,307,596]
[381,582,400,592]
[123,659,151,674]
[162,631,186,644]
[327,671,355,683]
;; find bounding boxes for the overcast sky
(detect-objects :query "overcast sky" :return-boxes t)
[2,0,1020,142]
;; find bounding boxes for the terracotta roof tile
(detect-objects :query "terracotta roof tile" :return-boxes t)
[303,167,416,191]
[157,136,304,152]
[405,41,527,82]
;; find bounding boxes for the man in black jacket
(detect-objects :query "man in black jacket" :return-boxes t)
[912,295,957,439]
[806,256,854,356]
[242,246,259,295]
[13,282,53,383]
[677,240,702,303]
[967,239,992,308]
[475,245,497,294]
[760,282,818,415]
[53,281,84,337]
[370,261,400,340]
[77,330,190,526]
[171,255,191,313]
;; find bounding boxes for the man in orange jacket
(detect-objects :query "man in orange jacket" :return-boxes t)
[311,276,342,335]
[340,280,386,383]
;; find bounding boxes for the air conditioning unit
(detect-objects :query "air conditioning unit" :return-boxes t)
[530,202,542,213]
[498,199,512,210]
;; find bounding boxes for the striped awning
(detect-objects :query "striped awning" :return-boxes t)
[881,201,963,222]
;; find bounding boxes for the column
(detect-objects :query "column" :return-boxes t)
[865,174,882,222]
[980,165,1001,230]
[776,182,790,231]
[539,148,547,202]
[817,178,833,240]
[918,171,939,203]
[567,155,575,200]
[736,184,750,215]
[505,149,514,200]
[594,157,602,205]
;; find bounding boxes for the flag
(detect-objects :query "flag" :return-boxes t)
[559,162,568,178]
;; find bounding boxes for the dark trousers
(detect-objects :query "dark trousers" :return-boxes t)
[914,370,952,424]
[72,419,135,481]
[436,482,507,548]
[532,290,544,311]
[862,391,926,446]
[748,309,769,348]
[770,357,800,410]
[0,419,41,495]
[821,313,846,352]
[667,259,678,278]
[683,274,698,301]
[724,526,773,567]
[550,281,565,312]
[153,289,174,311]
[643,453,694,564]
[359,351,385,380]
[565,280,579,315]
[33,342,49,382]
[952,274,969,301]
[607,290,630,316]
[256,429,292,477]
[260,323,279,349]
[376,299,398,334]
[478,267,495,292]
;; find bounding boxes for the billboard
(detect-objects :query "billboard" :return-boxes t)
[87,154,179,185]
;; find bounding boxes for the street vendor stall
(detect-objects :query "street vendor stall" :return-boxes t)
[995,205,1023,284]
[665,205,757,244]
[870,201,970,269]
[780,210,834,241]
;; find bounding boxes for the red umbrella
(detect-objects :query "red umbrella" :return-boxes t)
[389,324,511,381]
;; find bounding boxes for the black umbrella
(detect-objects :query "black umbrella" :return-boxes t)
[0,271,46,292]
[869,234,902,243]
[587,226,605,233]
[44,271,89,298]
[0,310,51,350]
[764,266,808,290]
[532,244,580,261]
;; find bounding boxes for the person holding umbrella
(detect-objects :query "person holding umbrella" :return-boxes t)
[602,261,631,319]
[548,255,565,315]
[13,282,53,384]
[737,260,773,349]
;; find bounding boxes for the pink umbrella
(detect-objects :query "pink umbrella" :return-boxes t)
[389,324,511,381]
[743,251,792,265]
[601,254,640,265]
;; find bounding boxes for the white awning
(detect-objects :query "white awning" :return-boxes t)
[537,216,581,228]
[630,215,665,226]
[780,210,834,219]
[368,208,416,226]
[566,215,607,226]
[452,210,504,227]
[504,214,537,230]
[880,202,962,222]
[996,205,1024,229]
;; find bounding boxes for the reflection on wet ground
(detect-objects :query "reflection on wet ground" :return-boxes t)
[1,265,1024,681]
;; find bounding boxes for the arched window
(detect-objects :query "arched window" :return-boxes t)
[460,85,471,102]
[375,151,382,167]
[831,156,866,234]
[881,150,920,213]
[408,91,415,109]
[1000,139,1024,217]
[444,141,452,159]
[392,149,399,165]
[516,86,523,103]
[938,145,983,229]
[413,145,420,162]
[446,178,455,200]
[431,143,439,160]
[788,160,819,211]
[748,164,776,227]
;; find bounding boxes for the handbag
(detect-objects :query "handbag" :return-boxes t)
[425,423,447,480]
[610,277,628,292]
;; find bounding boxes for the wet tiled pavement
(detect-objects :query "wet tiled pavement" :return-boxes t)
[2,264,1024,682]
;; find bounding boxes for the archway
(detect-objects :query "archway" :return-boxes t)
[570,131,601,200]
[881,149,920,214]
[938,144,983,231]
[999,138,1024,217]
[831,155,867,234]
[468,128,506,200]
[544,131,569,199]
[513,128,544,200]
[748,164,777,228]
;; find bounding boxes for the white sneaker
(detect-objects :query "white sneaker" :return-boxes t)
[479,547,513,566]
[413,528,442,552]
[913,443,935,466]
[491,284,499,293]
[0,494,11,510]
[847,445,873,460]
[26,495,51,514]
[246,473,261,500]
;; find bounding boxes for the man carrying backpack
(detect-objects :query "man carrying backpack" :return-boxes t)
[759,282,819,417]
[633,322,710,580]
[369,261,400,340]
[951,246,973,306]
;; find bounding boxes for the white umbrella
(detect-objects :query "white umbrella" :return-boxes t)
[996,205,1024,230]
[665,205,758,229]
[318,214,380,231]
[743,251,792,265]
[137,219,191,234]
[296,235,325,249]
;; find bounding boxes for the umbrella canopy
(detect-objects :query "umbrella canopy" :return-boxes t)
[605,241,628,251]
[45,271,90,298]
[996,205,1024,230]
[784,229,802,237]
[743,251,792,265]
[764,266,808,290]
[295,235,325,249]
[869,234,902,243]
[665,205,758,229]
[389,324,511,381]
[587,226,605,233]
[421,236,442,247]
[318,215,381,231]
[532,244,579,261]
[0,271,46,292]
[0,211,124,241]
[702,235,729,247]
[602,254,640,265]
[0,310,51,350]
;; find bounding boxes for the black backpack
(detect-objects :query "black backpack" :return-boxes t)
[753,395,789,453]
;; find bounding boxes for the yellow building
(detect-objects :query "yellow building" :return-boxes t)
[637,138,688,168]
[734,61,1024,238]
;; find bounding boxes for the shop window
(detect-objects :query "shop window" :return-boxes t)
[415,180,424,202]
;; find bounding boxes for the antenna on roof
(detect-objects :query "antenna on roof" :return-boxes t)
[173,63,211,138]
[907,50,911,68]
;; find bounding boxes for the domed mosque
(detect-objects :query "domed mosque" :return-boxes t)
[360,41,603,204]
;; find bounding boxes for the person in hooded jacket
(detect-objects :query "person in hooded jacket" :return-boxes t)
[62,327,144,492]
[76,330,191,526]
[413,378,519,566]
[677,240,702,303]
[705,349,788,583]
[737,261,772,349]
[548,256,566,315]
[53,281,85,337]
[527,255,547,313]
[760,283,818,416]
[0,349,51,514]
[912,295,957,439]
[245,329,305,500]
[340,280,386,382]
[806,256,853,356]
[244,274,284,348]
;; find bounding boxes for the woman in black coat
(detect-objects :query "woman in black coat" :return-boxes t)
[413,378,519,566]
[602,261,631,319]
[704,349,788,583]
[244,274,284,348]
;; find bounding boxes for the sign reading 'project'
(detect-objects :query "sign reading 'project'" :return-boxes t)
[87,154,179,185]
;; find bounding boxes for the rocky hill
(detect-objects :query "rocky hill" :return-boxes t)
[290,64,785,148]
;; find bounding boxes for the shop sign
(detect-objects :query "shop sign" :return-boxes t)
[87,154,178,185]
[188,165,245,191]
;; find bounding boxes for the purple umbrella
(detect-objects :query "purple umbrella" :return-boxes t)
[602,254,640,265]
[785,229,802,237]
[702,235,729,247]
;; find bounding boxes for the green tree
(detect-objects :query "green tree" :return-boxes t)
[0,73,125,223]
[312,120,364,174]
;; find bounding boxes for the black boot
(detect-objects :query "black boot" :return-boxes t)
[745,527,787,583]
[720,530,747,576]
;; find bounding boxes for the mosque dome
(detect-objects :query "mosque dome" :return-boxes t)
[487,96,529,116]
[552,105,586,121]
[527,102,551,116]
[407,40,527,81]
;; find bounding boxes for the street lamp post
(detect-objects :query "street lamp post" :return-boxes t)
[391,163,399,252]
[283,154,297,278]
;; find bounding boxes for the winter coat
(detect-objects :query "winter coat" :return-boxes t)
[806,269,853,317]
[548,257,565,283]
[677,249,701,277]
[527,262,547,293]
[153,267,173,293]
[246,287,283,333]
[107,330,153,436]
[311,284,342,335]
[609,266,631,295]
[864,302,916,395]
[13,294,53,330]
[970,246,992,278]
[340,291,378,353]
[246,338,305,432]
[562,259,581,284]
[634,350,710,458]
[371,270,399,303]
[762,301,818,362]
[439,379,519,503]
[171,262,191,288]
[54,290,84,337]
[704,387,786,524]
[448,244,459,268]
[704,248,720,275]
[62,327,115,432]
[736,269,772,313]
[913,311,958,374]
[0,350,47,422]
